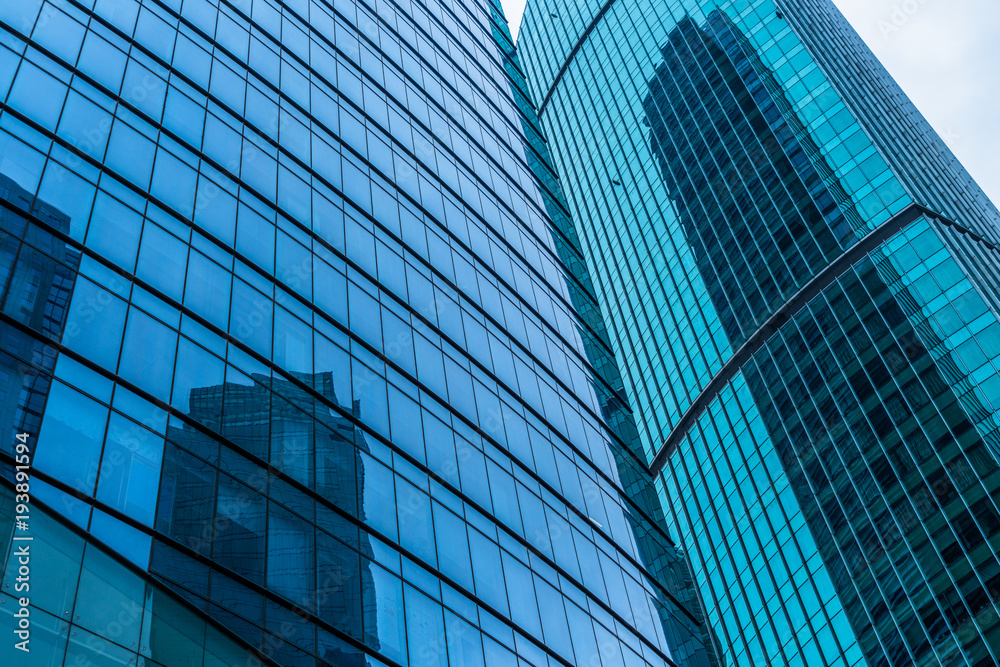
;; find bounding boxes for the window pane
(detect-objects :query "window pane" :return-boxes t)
[34,381,108,493]
[96,413,165,526]
[119,308,178,401]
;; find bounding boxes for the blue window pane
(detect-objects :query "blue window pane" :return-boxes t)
[84,191,142,271]
[235,204,275,273]
[404,585,446,667]
[183,250,231,330]
[433,503,473,590]
[348,280,382,347]
[445,611,485,667]
[35,162,96,241]
[468,529,509,617]
[105,121,155,189]
[0,0,42,34]
[1,510,82,617]
[423,411,459,487]
[96,413,165,526]
[396,477,436,566]
[359,453,397,542]
[502,552,542,639]
[535,577,574,660]
[156,443,217,556]
[118,308,178,401]
[7,61,67,130]
[34,381,109,493]
[56,89,112,163]
[136,223,188,302]
[313,332,352,404]
[77,32,127,92]
[121,60,167,121]
[74,543,145,646]
[151,148,198,219]
[316,531,361,639]
[230,279,272,358]
[268,503,315,608]
[483,637,517,667]
[352,358,388,438]
[388,386,424,462]
[162,86,206,148]
[171,337,225,418]
[314,259,348,324]
[213,474,266,585]
[32,7,85,65]
[274,306,312,374]
[193,179,237,245]
[63,276,128,371]
[364,562,406,664]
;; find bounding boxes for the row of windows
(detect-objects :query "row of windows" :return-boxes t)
[520,2,1000,667]
[660,219,1000,667]
[738,239,1000,666]
[520,0,911,458]
[0,4,630,456]
[6,0,581,312]
[0,62,642,519]
[788,0,1000,246]
[0,0,715,665]
[1,194,690,665]
[22,350,687,667]
[0,497,269,667]
[661,376,860,667]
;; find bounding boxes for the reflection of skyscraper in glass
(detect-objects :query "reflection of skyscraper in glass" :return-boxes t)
[0,173,80,440]
[643,12,1000,666]
[645,12,858,346]
[520,0,1000,665]
[158,371,374,666]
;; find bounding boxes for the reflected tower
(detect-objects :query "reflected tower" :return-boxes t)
[519,0,1000,665]
[644,10,1000,667]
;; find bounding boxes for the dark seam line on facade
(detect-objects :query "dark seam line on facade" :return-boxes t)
[0,207,693,639]
[648,202,935,477]
[0,311,692,663]
[537,0,618,117]
[0,474,284,667]
[0,125,664,598]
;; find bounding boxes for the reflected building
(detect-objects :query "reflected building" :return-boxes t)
[520,0,1000,666]
[643,11,1000,666]
[156,371,375,666]
[0,173,80,441]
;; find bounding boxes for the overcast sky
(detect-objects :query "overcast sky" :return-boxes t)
[501,0,1000,208]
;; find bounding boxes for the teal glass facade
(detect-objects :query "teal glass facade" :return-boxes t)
[519,0,1000,666]
[0,0,722,666]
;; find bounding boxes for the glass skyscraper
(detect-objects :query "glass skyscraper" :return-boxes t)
[519,0,1000,666]
[0,1,721,667]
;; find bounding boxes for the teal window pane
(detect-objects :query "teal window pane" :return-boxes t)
[73,544,146,648]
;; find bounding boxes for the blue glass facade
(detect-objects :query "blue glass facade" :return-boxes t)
[0,0,721,666]
[520,0,1000,666]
